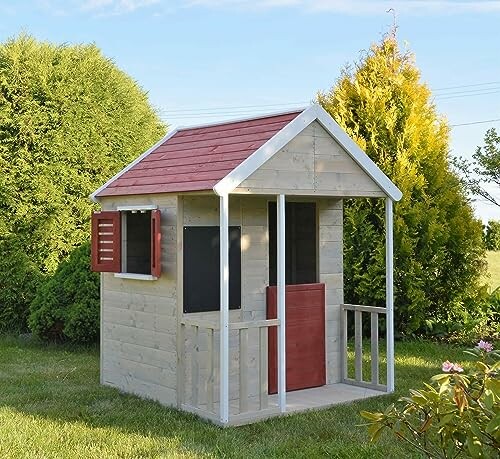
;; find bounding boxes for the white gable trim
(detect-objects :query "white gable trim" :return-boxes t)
[213,104,403,201]
[90,129,179,202]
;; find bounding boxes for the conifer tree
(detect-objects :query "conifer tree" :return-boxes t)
[318,35,486,333]
[0,35,165,331]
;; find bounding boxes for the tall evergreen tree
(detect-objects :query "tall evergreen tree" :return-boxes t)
[318,35,486,334]
[0,35,166,331]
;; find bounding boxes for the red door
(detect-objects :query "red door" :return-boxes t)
[267,283,326,393]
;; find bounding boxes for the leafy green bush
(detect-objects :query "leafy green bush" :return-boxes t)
[361,342,500,458]
[0,237,43,333]
[424,288,500,343]
[29,242,99,343]
[484,221,500,251]
[0,34,165,332]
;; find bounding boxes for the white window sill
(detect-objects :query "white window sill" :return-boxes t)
[114,273,158,281]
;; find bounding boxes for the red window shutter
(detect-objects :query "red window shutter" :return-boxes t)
[151,209,162,278]
[91,211,121,273]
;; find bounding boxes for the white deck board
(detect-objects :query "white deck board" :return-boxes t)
[185,383,386,426]
[277,383,384,413]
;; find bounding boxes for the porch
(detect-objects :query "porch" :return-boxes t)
[173,112,398,426]
[178,270,394,427]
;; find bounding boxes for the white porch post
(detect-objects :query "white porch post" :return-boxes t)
[277,194,286,412]
[219,193,230,424]
[385,197,395,393]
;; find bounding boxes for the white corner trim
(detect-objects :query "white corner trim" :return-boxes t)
[213,104,403,202]
[114,273,158,281]
[116,205,158,211]
[90,129,179,202]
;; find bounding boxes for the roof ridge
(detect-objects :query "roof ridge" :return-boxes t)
[175,106,309,132]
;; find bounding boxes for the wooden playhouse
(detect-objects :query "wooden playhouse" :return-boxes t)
[90,104,402,426]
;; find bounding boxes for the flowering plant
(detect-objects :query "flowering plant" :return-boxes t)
[361,341,500,458]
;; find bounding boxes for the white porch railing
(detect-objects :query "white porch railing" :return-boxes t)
[178,317,219,422]
[179,317,279,424]
[340,304,388,391]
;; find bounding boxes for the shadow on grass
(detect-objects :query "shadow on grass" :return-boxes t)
[0,335,463,458]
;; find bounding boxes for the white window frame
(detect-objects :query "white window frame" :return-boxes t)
[113,205,158,281]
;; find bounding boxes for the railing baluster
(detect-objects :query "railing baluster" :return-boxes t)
[178,323,185,406]
[206,327,214,413]
[370,312,379,385]
[259,326,268,410]
[354,310,363,382]
[191,325,199,407]
[341,307,348,381]
[239,328,249,413]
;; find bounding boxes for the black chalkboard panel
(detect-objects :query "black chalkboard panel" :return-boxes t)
[183,226,241,313]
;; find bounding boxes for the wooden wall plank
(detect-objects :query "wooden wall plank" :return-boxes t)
[239,328,249,413]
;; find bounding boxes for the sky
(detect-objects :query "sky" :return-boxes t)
[1,0,499,221]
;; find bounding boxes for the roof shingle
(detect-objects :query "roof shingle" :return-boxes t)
[96,110,302,197]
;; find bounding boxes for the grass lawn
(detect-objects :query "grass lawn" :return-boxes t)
[486,250,500,291]
[0,336,476,459]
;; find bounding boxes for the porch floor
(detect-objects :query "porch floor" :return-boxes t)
[219,383,387,426]
[272,383,385,414]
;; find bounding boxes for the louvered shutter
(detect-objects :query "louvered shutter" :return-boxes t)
[151,209,162,278]
[91,211,121,273]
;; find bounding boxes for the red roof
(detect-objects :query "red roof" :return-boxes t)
[96,110,302,197]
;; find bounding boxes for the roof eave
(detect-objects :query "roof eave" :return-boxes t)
[90,128,179,202]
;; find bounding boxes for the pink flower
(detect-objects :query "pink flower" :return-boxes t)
[442,361,454,372]
[452,363,464,373]
[442,361,464,373]
[476,340,493,353]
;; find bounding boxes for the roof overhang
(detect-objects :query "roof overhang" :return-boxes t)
[213,104,403,201]
[90,129,180,202]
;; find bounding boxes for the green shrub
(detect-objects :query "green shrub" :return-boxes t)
[0,237,43,333]
[484,221,500,251]
[361,342,500,458]
[0,34,164,332]
[424,288,500,343]
[29,242,99,343]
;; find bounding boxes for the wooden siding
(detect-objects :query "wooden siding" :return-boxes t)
[319,198,343,384]
[99,192,344,411]
[180,195,343,407]
[100,194,177,407]
[180,195,269,404]
[235,121,386,197]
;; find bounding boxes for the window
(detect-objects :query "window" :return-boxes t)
[268,202,317,285]
[91,207,161,278]
[183,226,241,313]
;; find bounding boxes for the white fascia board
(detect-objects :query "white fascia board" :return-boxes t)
[89,129,179,202]
[213,104,403,202]
[312,104,403,202]
[213,107,316,196]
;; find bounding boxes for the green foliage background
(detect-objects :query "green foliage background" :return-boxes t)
[0,35,165,332]
[318,36,486,334]
[29,242,99,343]
[485,221,500,251]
